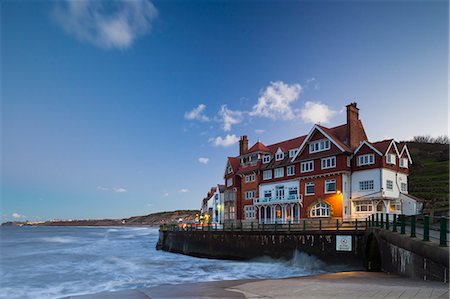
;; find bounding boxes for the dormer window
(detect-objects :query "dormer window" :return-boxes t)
[400,158,408,168]
[386,154,396,165]
[227,165,232,174]
[357,154,374,166]
[275,149,284,161]
[309,139,330,154]
[263,155,271,164]
[289,149,298,158]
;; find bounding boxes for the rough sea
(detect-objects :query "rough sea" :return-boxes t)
[0,226,354,299]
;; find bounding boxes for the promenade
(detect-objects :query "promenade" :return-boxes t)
[64,271,449,299]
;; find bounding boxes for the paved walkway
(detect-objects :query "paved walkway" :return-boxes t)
[64,272,449,299]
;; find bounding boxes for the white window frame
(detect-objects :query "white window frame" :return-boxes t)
[386,154,396,165]
[305,182,315,195]
[275,151,284,161]
[309,139,331,154]
[386,180,393,190]
[274,167,284,178]
[321,156,336,170]
[245,174,255,183]
[400,158,408,168]
[359,180,374,191]
[287,165,295,176]
[263,155,271,164]
[244,205,255,219]
[288,187,298,199]
[227,166,232,174]
[357,154,375,166]
[324,179,336,194]
[310,202,331,217]
[226,178,233,187]
[263,170,272,180]
[264,190,272,199]
[289,149,298,158]
[401,183,407,192]
[245,190,255,200]
[301,160,314,173]
[355,200,373,213]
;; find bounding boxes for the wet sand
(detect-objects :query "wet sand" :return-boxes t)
[63,271,449,299]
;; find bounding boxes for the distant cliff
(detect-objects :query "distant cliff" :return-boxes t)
[1,210,199,227]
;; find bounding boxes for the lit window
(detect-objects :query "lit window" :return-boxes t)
[289,149,298,158]
[287,165,295,176]
[305,182,315,195]
[389,201,401,212]
[386,154,396,165]
[263,170,272,180]
[325,179,336,193]
[310,202,330,217]
[359,180,374,191]
[386,180,393,190]
[226,178,233,187]
[274,167,284,178]
[245,174,255,183]
[263,155,271,164]
[400,158,408,168]
[357,154,374,166]
[309,139,331,154]
[321,156,336,169]
[301,160,314,173]
[355,200,373,212]
[401,183,407,192]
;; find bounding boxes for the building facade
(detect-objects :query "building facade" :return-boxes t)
[221,103,418,224]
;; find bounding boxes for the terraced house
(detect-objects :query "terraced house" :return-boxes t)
[222,103,418,225]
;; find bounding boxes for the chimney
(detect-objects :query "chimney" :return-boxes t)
[346,102,360,149]
[239,135,248,155]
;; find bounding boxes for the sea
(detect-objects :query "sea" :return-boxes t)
[0,226,355,299]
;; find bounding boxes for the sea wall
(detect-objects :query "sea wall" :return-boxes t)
[157,230,366,267]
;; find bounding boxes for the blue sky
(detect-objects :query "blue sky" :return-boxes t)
[1,0,448,222]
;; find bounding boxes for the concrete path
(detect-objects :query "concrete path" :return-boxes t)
[63,272,449,299]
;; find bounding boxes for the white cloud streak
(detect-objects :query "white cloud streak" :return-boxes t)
[250,81,302,120]
[53,0,157,50]
[198,157,210,164]
[217,105,244,131]
[209,134,239,147]
[300,101,337,124]
[184,104,210,122]
[179,188,190,193]
[113,187,127,193]
[97,186,109,191]
[12,213,25,219]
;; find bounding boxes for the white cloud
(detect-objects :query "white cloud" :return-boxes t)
[250,81,302,120]
[209,134,239,147]
[113,187,127,193]
[255,129,265,134]
[217,105,244,131]
[300,101,337,124]
[179,188,190,193]
[53,0,157,50]
[198,157,210,164]
[163,192,169,197]
[184,104,210,122]
[12,213,25,219]
[97,186,109,191]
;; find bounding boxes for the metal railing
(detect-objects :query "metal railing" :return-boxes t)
[254,194,303,204]
[367,213,449,247]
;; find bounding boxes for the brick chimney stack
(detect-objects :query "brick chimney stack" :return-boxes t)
[346,102,361,149]
[239,135,248,155]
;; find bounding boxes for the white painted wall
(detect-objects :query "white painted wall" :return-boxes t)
[259,179,300,199]
[342,173,352,220]
[351,169,382,199]
[381,169,408,198]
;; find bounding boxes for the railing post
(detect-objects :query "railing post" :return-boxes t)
[392,214,397,232]
[319,219,322,231]
[251,222,254,232]
[201,224,204,231]
[380,213,384,229]
[231,222,234,232]
[376,213,379,227]
[410,215,416,238]
[288,220,291,233]
[303,219,306,231]
[355,219,358,231]
[262,221,265,232]
[208,224,211,231]
[223,223,225,231]
[336,219,339,230]
[372,214,375,227]
[440,217,447,247]
[274,221,278,232]
[400,214,405,234]
[423,215,430,242]
[385,213,389,230]
[240,221,243,232]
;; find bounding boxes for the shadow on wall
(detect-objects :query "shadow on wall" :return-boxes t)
[366,233,381,272]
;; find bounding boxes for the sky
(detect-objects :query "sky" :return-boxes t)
[1,0,448,222]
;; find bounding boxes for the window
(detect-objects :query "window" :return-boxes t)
[386,154,396,165]
[400,158,408,168]
[355,200,373,212]
[275,186,285,199]
[325,179,336,193]
[401,183,407,192]
[390,201,401,212]
[310,202,330,217]
[301,160,314,173]
[288,187,298,199]
[229,206,235,219]
[245,174,255,183]
[227,166,232,174]
[275,151,284,161]
[263,170,272,180]
[321,156,336,169]
[359,180,374,191]
[287,165,295,176]
[244,205,255,219]
[289,149,298,158]
[245,190,255,200]
[309,139,331,154]
[263,155,271,164]
[386,180,393,190]
[274,167,284,178]
[226,178,233,187]
[357,154,374,166]
[264,190,272,199]
[305,182,315,195]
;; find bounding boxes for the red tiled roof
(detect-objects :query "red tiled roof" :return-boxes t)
[317,124,352,153]
[371,139,393,154]
[246,141,271,153]
[267,135,306,154]
[227,157,240,173]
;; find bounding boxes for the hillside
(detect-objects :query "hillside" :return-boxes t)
[407,142,449,216]
[1,210,199,227]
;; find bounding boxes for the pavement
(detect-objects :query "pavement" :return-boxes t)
[63,271,449,299]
